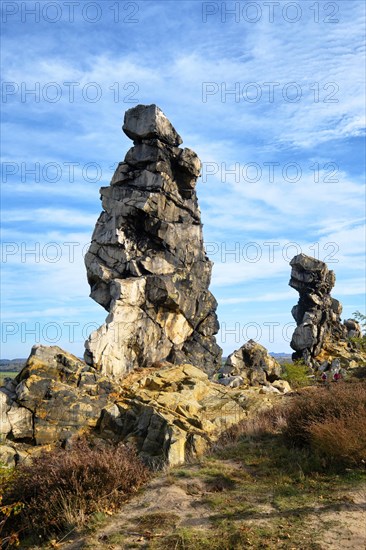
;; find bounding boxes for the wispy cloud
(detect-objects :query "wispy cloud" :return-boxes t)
[1,0,365,357]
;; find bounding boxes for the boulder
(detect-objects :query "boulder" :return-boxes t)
[344,319,362,338]
[0,389,12,438]
[0,445,17,468]
[217,375,245,388]
[219,340,281,386]
[85,104,221,378]
[123,104,183,146]
[0,345,118,447]
[272,380,292,394]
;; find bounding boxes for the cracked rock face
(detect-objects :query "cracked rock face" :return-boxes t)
[84,105,221,378]
[0,345,116,462]
[289,254,365,368]
[98,362,249,467]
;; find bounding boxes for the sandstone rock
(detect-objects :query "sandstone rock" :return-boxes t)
[344,319,362,338]
[0,348,282,467]
[123,104,183,146]
[217,375,245,388]
[85,104,221,378]
[0,389,12,437]
[259,385,281,395]
[289,254,366,368]
[7,402,33,439]
[0,345,117,447]
[0,444,17,467]
[219,340,281,386]
[98,362,262,466]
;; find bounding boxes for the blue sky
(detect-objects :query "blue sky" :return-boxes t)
[1,0,365,358]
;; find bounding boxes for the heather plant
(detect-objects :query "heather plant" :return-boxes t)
[1,439,150,544]
[283,382,366,469]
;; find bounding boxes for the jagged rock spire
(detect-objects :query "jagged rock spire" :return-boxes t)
[84,105,221,378]
[289,253,364,369]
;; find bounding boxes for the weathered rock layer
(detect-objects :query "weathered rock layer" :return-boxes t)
[84,105,221,378]
[99,362,251,466]
[0,345,117,465]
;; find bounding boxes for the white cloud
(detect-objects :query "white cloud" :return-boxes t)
[1,1,365,357]
[2,208,97,227]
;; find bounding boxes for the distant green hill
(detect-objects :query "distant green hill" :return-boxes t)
[0,359,26,372]
[270,353,293,364]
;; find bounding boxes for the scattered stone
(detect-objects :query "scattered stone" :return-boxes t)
[217,375,245,388]
[84,104,221,378]
[259,385,281,395]
[272,380,292,394]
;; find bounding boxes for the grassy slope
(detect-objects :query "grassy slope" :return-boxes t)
[64,431,366,550]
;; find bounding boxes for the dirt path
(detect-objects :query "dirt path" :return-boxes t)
[62,465,366,550]
[309,485,366,549]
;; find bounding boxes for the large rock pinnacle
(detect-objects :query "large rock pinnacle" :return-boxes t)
[84,105,222,378]
[289,253,364,369]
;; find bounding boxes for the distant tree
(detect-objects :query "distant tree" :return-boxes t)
[352,311,366,332]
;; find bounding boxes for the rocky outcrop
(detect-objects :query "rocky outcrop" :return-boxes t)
[289,254,366,369]
[1,346,280,468]
[84,104,221,379]
[98,362,278,466]
[218,340,281,386]
[0,345,117,460]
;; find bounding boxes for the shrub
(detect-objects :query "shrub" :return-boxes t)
[281,361,313,388]
[348,335,366,352]
[283,382,366,469]
[1,439,150,543]
[309,414,366,467]
[0,463,24,548]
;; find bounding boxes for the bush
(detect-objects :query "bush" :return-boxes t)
[349,335,366,352]
[281,361,313,388]
[1,439,150,543]
[309,414,366,467]
[283,382,366,469]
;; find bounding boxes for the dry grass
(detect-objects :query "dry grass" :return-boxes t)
[213,404,288,448]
